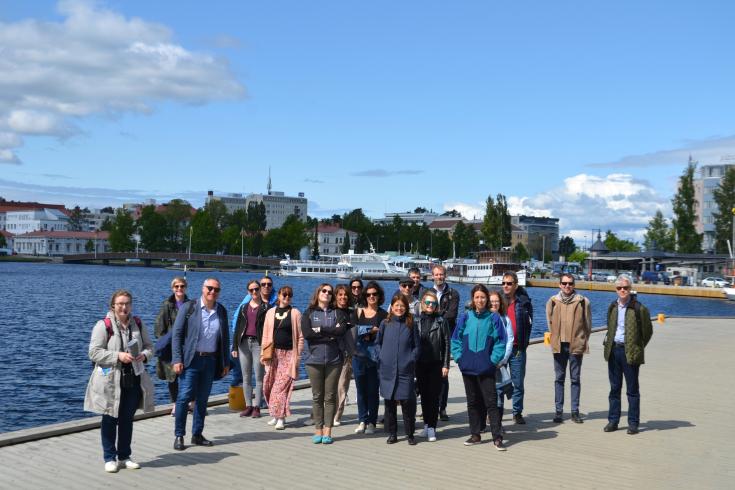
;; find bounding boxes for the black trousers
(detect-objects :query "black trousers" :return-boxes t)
[462,373,502,440]
[416,361,443,428]
[384,397,416,437]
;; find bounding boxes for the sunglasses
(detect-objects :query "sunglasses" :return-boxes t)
[248,287,260,293]
[400,284,411,288]
[260,282,273,287]
[423,300,438,306]
[560,282,574,286]
[281,292,293,298]
[351,285,362,290]
[366,292,379,298]
[205,285,221,293]
[501,281,515,286]
[321,289,333,295]
[616,286,631,291]
[173,285,186,289]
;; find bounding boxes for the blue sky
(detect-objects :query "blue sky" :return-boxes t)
[2,0,734,243]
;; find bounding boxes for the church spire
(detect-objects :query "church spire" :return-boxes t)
[267,166,272,195]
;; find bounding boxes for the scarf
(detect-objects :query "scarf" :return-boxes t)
[557,291,577,305]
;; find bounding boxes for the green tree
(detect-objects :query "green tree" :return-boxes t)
[495,194,511,247]
[342,208,373,234]
[100,217,113,232]
[481,195,500,249]
[137,205,169,251]
[68,206,84,231]
[0,233,6,248]
[604,230,640,252]
[355,232,370,253]
[442,209,463,218]
[514,242,530,262]
[568,249,589,264]
[452,221,478,257]
[190,208,220,253]
[162,199,193,252]
[558,236,576,257]
[431,230,452,259]
[414,206,428,213]
[712,166,735,254]
[247,202,267,233]
[108,209,135,252]
[204,199,228,230]
[311,224,320,258]
[85,239,94,252]
[263,215,309,257]
[672,160,703,253]
[643,210,675,251]
[341,231,351,253]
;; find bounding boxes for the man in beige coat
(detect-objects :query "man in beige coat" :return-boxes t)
[545,273,591,424]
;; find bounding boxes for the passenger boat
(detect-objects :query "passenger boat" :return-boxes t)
[443,250,527,286]
[336,251,406,280]
[278,255,347,277]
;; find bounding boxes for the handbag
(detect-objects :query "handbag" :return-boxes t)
[262,313,285,362]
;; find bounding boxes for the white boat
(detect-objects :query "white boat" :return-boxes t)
[723,288,735,301]
[278,255,347,277]
[336,251,406,280]
[444,259,527,287]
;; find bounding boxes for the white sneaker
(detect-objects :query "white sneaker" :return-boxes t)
[354,422,366,433]
[417,425,428,438]
[333,418,341,427]
[427,427,437,442]
[267,417,277,426]
[364,423,376,434]
[275,418,285,430]
[104,461,119,473]
[119,459,140,470]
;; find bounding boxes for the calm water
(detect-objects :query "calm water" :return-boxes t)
[1,261,734,433]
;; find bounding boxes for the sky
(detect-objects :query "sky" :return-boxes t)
[1,0,735,245]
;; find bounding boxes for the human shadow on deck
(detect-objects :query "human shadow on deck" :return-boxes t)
[144,451,239,468]
[640,419,695,432]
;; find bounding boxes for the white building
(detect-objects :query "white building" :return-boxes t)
[309,225,358,255]
[4,208,69,234]
[82,209,115,231]
[373,211,439,226]
[13,230,110,256]
[694,155,735,252]
[205,191,249,214]
[247,191,307,230]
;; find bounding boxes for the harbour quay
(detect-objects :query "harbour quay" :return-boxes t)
[0,317,732,489]
[528,278,729,299]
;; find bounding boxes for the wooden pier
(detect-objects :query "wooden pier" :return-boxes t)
[0,317,732,489]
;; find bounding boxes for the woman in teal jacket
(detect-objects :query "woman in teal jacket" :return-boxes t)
[451,284,507,450]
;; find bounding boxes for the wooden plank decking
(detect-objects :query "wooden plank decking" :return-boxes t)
[0,317,732,489]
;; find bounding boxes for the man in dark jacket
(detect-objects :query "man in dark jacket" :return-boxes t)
[501,272,533,424]
[431,264,459,421]
[172,278,230,451]
[603,274,653,435]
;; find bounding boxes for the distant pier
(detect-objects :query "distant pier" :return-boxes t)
[528,278,728,299]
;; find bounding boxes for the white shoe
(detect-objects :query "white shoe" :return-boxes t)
[427,427,437,442]
[275,418,285,430]
[267,417,277,426]
[333,418,341,427]
[119,459,140,470]
[417,425,428,438]
[354,422,366,433]
[104,461,119,473]
[364,423,376,435]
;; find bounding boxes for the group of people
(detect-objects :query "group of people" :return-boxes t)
[84,266,653,472]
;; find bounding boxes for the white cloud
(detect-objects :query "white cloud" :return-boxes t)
[0,0,245,163]
[587,135,735,168]
[446,173,670,243]
[443,201,484,220]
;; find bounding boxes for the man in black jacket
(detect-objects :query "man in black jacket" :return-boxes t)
[431,264,459,421]
[501,272,533,424]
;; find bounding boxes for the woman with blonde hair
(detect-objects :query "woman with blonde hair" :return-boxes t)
[85,289,155,472]
[261,286,303,430]
[154,276,189,414]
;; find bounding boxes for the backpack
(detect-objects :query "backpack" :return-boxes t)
[102,316,142,338]
[154,300,196,363]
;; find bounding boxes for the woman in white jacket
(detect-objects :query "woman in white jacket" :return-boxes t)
[84,289,155,473]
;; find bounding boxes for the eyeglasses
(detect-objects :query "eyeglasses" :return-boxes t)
[173,284,186,289]
[616,286,631,291]
[260,282,273,287]
[560,282,574,286]
[366,292,378,298]
[320,289,333,295]
[205,285,221,293]
[248,287,259,293]
[281,292,293,298]
[501,282,515,286]
[400,284,411,288]
[351,285,362,290]
[423,300,438,306]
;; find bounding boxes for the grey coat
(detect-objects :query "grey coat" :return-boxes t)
[377,317,421,401]
[84,311,155,417]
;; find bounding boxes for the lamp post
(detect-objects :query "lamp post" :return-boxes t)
[240,227,244,264]
[188,226,193,261]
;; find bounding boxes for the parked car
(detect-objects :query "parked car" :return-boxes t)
[701,277,730,288]
[590,272,608,282]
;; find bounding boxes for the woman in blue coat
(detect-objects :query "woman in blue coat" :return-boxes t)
[377,293,421,445]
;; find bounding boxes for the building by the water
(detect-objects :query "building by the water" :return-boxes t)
[694,154,735,252]
[12,230,110,256]
[309,225,358,255]
[511,215,560,260]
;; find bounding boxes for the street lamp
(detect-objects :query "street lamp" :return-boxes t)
[188,226,193,261]
[241,227,244,264]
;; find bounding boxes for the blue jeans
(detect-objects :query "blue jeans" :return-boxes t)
[553,342,583,413]
[230,351,242,386]
[100,382,141,462]
[509,347,527,415]
[353,358,379,425]
[608,344,640,426]
[175,354,216,437]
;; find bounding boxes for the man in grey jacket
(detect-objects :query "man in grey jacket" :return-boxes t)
[172,278,230,450]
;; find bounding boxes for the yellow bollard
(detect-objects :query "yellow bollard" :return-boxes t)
[544,332,551,345]
[657,313,665,324]
[228,385,246,411]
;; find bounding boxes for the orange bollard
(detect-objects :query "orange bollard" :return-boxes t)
[544,332,551,345]
[657,313,665,324]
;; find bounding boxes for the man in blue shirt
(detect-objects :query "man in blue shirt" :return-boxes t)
[603,274,653,435]
[172,278,230,450]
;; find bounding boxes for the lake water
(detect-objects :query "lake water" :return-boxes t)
[1,261,734,433]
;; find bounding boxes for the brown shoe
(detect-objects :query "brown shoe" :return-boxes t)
[239,407,253,417]
[251,407,261,418]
